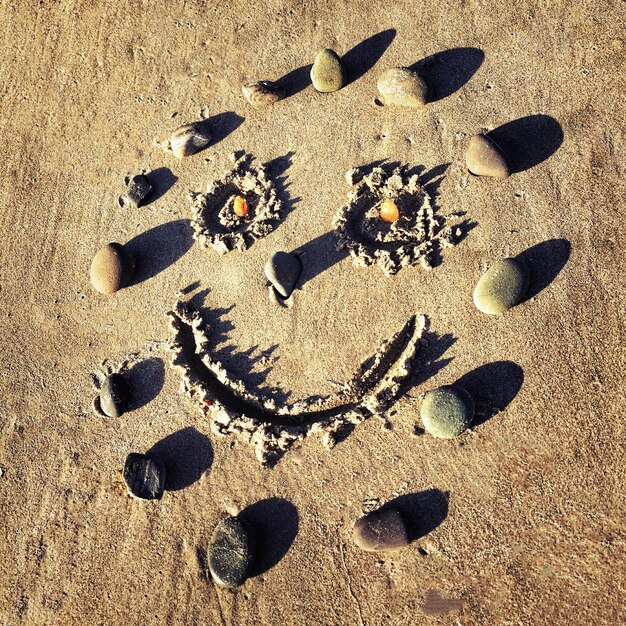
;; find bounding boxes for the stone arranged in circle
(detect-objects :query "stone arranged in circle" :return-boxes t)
[170,122,212,158]
[379,198,400,223]
[264,251,302,298]
[90,242,136,294]
[473,257,529,314]
[353,507,409,551]
[99,373,130,418]
[465,134,510,178]
[208,516,255,588]
[310,49,345,92]
[122,453,166,500]
[242,81,285,106]
[122,173,153,208]
[376,67,429,108]
[420,385,475,439]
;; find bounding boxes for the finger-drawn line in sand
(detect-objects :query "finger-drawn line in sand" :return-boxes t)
[334,163,470,275]
[189,152,284,255]
[167,298,426,465]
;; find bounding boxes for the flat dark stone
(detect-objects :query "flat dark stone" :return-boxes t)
[264,251,302,298]
[122,453,165,500]
[353,507,409,551]
[99,373,129,418]
[208,516,255,587]
[124,174,153,208]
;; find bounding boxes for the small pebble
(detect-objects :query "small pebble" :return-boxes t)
[208,516,255,588]
[90,243,135,294]
[376,67,428,108]
[465,134,510,178]
[380,198,400,223]
[99,373,129,418]
[122,174,153,208]
[122,453,166,500]
[233,195,249,217]
[310,49,345,92]
[170,122,212,158]
[420,385,475,439]
[353,508,409,551]
[473,257,529,314]
[242,81,285,106]
[264,251,302,299]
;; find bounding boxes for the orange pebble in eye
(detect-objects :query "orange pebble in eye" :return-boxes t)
[233,195,249,217]
[380,198,400,223]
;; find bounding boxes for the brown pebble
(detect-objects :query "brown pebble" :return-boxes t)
[233,195,249,217]
[353,508,409,551]
[241,81,285,106]
[380,198,400,223]
[90,243,135,294]
[465,134,510,178]
[170,122,212,158]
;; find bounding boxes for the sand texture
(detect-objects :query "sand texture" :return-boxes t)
[0,1,624,625]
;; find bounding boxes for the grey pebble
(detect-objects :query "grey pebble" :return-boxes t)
[353,508,409,551]
[99,373,129,418]
[122,453,165,500]
[208,516,255,588]
[473,257,530,314]
[264,251,302,298]
[420,385,475,439]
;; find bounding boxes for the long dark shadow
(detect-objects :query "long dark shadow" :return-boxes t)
[126,219,194,285]
[125,357,165,411]
[515,238,571,300]
[206,111,245,146]
[145,167,177,204]
[292,230,348,289]
[383,489,449,541]
[343,29,397,86]
[148,427,213,491]
[277,64,312,98]
[455,361,524,427]
[409,47,484,101]
[487,115,564,173]
[404,331,456,393]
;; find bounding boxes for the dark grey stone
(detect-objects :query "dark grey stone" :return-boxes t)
[99,373,129,418]
[208,516,255,587]
[122,453,165,500]
[264,251,302,298]
[124,174,153,208]
[353,507,409,551]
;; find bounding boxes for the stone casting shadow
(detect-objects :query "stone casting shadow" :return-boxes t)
[125,357,165,411]
[410,47,484,101]
[148,427,213,491]
[343,29,397,86]
[455,361,524,427]
[145,167,177,204]
[238,498,299,576]
[382,489,449,541]
[488,115,564,173]
[126,219,194,285]
[515,238,571,301]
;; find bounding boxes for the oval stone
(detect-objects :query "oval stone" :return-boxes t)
[465,134,510,178]
[208,517,255,588]
[376,67,429,108]
[90,243,135,294]
[99,373,129,418]
[264,251,302,299]
[122,453,166,500]
[353,508,409,552]
[473,258,529,314]
[310,49,345,92]
[420,385,475,439]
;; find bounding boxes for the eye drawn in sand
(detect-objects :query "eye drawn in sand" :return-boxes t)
[167,298,427,466]
[334,164,469,275]
[188,152,283,255]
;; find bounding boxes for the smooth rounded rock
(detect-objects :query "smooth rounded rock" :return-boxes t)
[90,243,135,294]
[420,385,475,439]
[122,453,165,500]
[170,122,212,158]
[99,373,130,418]
[353,508,409,552]
[473,258,529,314]
[465,134,510,178]
[376,67,429,108]
[310,49,345,92]
[264,251,302,299]
[208,516,255,588]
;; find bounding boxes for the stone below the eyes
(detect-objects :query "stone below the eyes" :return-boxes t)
[420,385,474,439]
[208,516,255,588]
[353,508,409,551]
[473,257,529,314]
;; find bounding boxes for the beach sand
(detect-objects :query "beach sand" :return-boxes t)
[0,1,624,624]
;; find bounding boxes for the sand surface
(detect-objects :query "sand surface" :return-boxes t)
[0,1,624,624]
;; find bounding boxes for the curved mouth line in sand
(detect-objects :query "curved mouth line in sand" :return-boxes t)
[167,300,426,465]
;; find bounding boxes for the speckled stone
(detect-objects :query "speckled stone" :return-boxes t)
[264,251,302,298]
[310,49,345,92]
[122,453,165,500]
[123,174,153,208]
[465,134,510,178]
[99,373,129,418]
[353,508,409,551]
[376,67,429,108]
[90,243,135,294]
[473,258,530,314]
[208,517,255,588]
[420,385,475,439]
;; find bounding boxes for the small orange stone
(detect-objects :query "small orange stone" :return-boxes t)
[233,195,249,217]
[380,198,400,223]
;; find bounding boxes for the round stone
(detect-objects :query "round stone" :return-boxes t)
[99,373,129,418]
[90,243,135,294]
[376,67,429,108]
[122,453,166,500]
[420,385,475,439]
[310,49,345,93]
[465,134,510,178]
[353,508,409,552]
[264,251,302,299]
[473,258,530,314]
[208,517,255,588]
